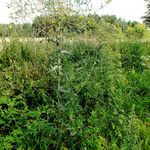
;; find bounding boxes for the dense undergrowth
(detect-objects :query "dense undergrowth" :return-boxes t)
[0,39,150,149]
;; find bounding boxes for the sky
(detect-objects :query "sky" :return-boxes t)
[0,0,11,23]
[0,0,147,23]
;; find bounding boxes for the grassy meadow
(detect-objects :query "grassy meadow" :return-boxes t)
[0,37,149,149]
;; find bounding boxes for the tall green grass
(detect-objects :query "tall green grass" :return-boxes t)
[0,39,149,149]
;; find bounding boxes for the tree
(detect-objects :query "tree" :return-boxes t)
[125,23,146,39]
[9,0,112,22]
[143,0,150,26]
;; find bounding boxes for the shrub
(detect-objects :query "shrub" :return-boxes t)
[0,39,149,149]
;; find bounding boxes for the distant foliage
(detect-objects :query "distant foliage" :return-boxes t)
[126,23,147,39]
[0,14,149,39]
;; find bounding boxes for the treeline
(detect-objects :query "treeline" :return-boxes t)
[0,23,33,37]
[0,14,148,39]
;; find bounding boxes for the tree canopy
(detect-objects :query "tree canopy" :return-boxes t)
[143,0,150,26]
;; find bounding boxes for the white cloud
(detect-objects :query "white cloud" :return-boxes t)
[0,0,147,23]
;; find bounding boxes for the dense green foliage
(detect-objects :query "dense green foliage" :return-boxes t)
[0,15,149,39]
[1,1,149,149]
[0,39,149,149]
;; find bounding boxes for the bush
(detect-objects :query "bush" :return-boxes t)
[0,39,149,149]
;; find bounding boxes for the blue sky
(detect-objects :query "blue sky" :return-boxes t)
[0,0,147,23]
